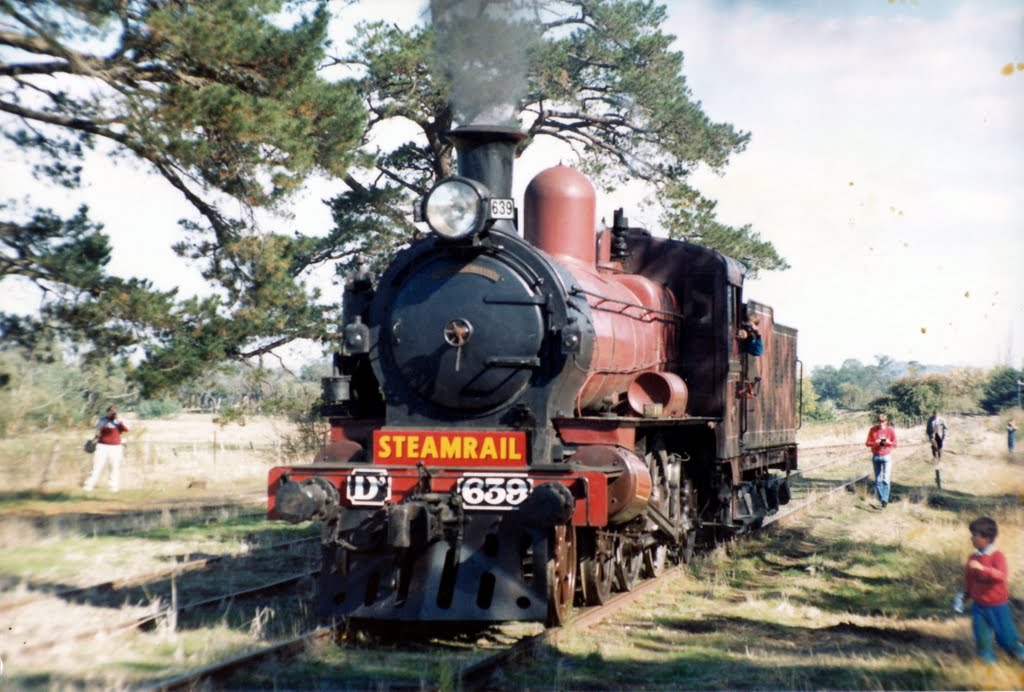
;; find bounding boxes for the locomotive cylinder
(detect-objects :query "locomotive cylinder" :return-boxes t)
[569,445,652,523]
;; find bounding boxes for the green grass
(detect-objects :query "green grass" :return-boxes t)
[4,415,1022,690]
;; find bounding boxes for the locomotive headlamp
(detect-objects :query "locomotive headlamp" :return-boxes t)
[421,176,514,240]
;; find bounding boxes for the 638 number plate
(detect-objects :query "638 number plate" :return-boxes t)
[456,473,533,510]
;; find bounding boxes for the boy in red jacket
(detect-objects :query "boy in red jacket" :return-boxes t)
[952,516,1024,663]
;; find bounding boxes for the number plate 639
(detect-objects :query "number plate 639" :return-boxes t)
[457,473,533,510]
[489,198,514,220]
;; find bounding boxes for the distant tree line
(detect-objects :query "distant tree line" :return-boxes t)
[0,341,328,436]
[803,355,1022,422]
[2,338,1019,437]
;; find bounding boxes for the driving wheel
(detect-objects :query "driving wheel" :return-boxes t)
[614,535,643,592]
[545,522,577,626]
[580,531,614,605]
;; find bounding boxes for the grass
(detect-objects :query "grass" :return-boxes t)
[0,412,305,501]
[0,515,315,591]
[2,413,1022,689]
[0,413,327,688]
[504,415,1024,690]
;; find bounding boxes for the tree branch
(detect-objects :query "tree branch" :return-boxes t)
[0,30,61,57]
[0,97,126,140]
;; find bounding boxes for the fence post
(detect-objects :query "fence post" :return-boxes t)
[37,440,60,491]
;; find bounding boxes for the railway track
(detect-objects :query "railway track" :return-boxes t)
[0,535,318,615]
[3,536,320,658]
[143,575,678,692]
[140,627,337,691]
[134,470,867,690]
[11,567,321,656]
[0,493,268,547]
[763,471,869,528]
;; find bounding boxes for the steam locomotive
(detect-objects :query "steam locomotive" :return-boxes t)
[268,126,798,626]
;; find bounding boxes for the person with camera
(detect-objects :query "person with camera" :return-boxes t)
[865,413,898,508]
[737,312,764,356]
[83,404,129,493]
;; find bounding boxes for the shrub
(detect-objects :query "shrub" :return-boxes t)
[136,398,182,419]
[979,366,1023,413]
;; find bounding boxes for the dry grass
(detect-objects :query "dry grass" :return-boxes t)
[0,412,326,687]
[505,415,1024,690]
[0,412,309,497]
[0,412,315,551]
[2,414,1023,689]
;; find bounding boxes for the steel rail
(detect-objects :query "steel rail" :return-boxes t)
[763,472,870,528]
[460,472,871,688]
[458,566,685,689]
[2,495,269,546]
[0,535,318,614]
[11,567,321,656]
[138,626,336,691]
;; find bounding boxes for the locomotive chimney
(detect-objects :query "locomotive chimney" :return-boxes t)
[448,125,525,196]
[449,125,525,234]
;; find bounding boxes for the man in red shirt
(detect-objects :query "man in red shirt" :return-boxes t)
[83,405,129,492]
[865,413,897,507]
[952,517,1024,663]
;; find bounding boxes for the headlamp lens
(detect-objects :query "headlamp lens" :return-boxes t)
[425,180,482,239]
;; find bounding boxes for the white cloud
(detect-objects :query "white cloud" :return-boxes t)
[666,0,1024,368]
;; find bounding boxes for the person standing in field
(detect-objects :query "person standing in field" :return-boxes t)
[83,405,129,492]
[865,413,897,508]
[1008,420,1017,453]
[951,516,1024,664]
[926,410,947,461]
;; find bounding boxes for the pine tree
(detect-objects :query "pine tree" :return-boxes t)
[325,0,788,278]
[1,0,365,392]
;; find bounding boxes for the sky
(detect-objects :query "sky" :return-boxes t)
[1,0,1022,371]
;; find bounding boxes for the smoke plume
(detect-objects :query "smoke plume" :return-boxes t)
[430,0,541,126]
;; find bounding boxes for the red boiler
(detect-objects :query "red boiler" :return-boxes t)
[524,165,683,415]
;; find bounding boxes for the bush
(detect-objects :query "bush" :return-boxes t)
[0,344,135,434]
[136,398,182,419]
[884,375,949,417]
[800,377,835,421]
[979,366,1023,413]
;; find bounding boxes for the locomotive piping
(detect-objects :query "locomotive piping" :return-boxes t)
[570,286,686,321]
